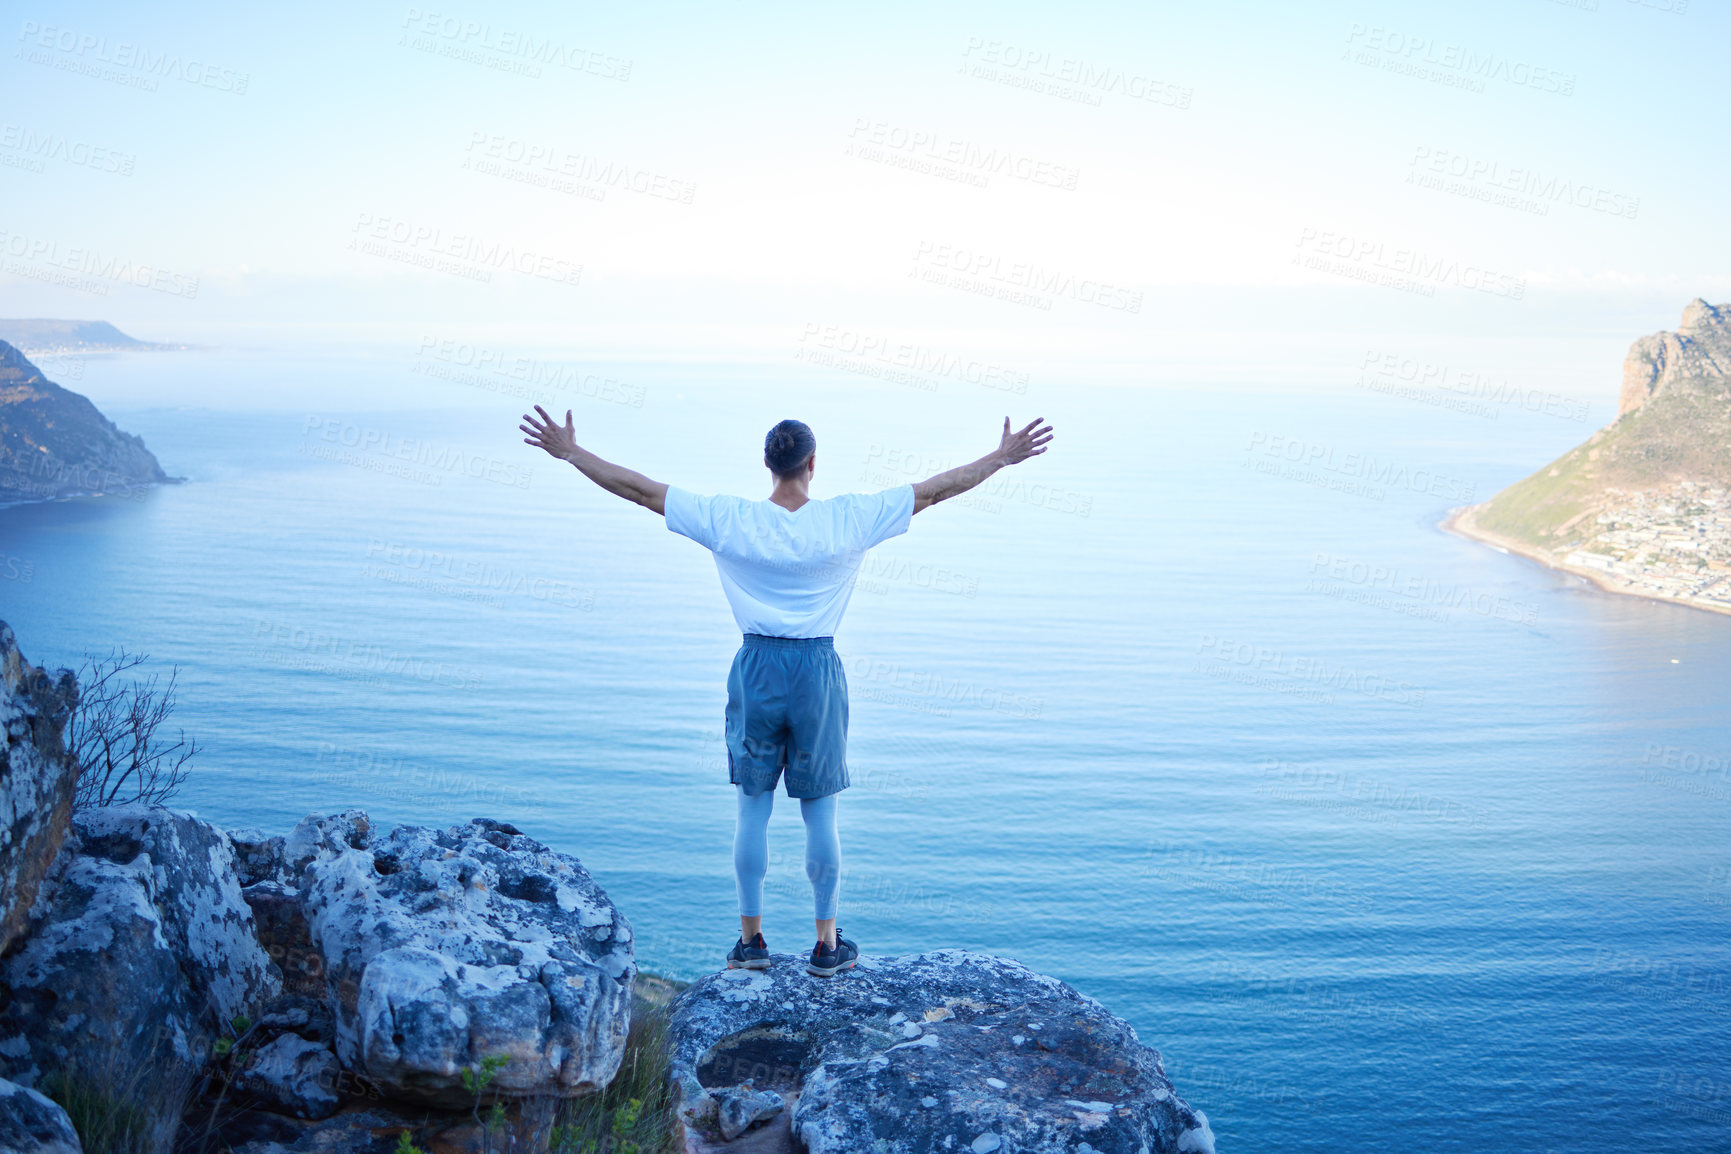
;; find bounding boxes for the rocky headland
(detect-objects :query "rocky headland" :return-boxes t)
[0,319,177,355]
[0,340,169,505]
[0,620,1216,1154]
[1447,298,1731,614]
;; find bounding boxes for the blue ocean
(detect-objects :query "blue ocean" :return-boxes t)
[3,346,1727,1153]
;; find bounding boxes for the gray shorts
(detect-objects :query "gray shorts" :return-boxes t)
[725,634,849,799]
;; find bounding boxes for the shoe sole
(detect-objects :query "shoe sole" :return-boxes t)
[727,958,772,970]
[806,957,857,977]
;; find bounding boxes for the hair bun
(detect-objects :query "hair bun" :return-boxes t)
[764,419,816,477]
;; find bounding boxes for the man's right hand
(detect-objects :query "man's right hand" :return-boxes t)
[995,416,1055,466]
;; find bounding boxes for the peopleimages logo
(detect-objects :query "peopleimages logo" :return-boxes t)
[0,123,135,175]
[1308,551,1538,626]
[911,240,1142,313]
[843,655,1043,719]
[1358,349,1589,423]
[1643,744,1730,782]
[1342,23,1576,96]
[1244,430,1477,503]
[17,20,251,94]
[249,618,484,690]
[462,132,694,204]
[958,37,1193,109]
[398,8,631,80]
[845,118,1080,191]
[413,337,646,407]
[349,213,582,287]
[1294,227,1525,300]
[1407,146,1639,220]
[363,538,594,610]
[0,227,199,298]
[862,443,1093,517]
[1194,634,1426,708]
[797,323,1030,395]
[301,416,533,489]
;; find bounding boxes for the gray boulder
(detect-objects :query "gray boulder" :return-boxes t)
[717,1084,786,1140]
[233,1034,342,1120]
[668,949,1215,1154]
[254,994,338,1046]
[0,1077,82,1154]
[228,826,290,887]
[0,621,79,956]
[290,811,635,1108]
[0,805,282,1086]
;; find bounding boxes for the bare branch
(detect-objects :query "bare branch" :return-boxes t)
[69,649,199,810]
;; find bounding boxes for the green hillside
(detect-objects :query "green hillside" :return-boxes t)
[0,340,167,502]
[1476,375,1731,551]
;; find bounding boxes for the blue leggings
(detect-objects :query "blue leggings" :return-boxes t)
[734,785,840,921]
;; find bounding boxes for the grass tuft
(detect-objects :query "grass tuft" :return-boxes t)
[548,972,687,1154]
[42,1054,197,1154]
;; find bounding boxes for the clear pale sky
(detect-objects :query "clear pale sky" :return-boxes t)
[2,0,1727,384]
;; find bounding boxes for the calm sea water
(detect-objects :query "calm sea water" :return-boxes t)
[3,347,1728,1153]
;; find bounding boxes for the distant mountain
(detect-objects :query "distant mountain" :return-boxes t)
[0,318,175,354]
[1448,299,1731,614]
[0,340,168,505]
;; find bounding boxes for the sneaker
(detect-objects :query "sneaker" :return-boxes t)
[807,929,859,977]
[727,932,771,970]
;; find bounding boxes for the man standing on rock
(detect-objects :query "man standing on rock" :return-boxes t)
[520,407,1054,976]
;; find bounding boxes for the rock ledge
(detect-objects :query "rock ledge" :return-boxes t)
[669,948,1215,1154]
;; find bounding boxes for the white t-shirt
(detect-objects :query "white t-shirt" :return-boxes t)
[665,484,916,637]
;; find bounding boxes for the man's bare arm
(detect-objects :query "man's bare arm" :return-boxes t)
[520,406,669,515]
[912,417,1054,514]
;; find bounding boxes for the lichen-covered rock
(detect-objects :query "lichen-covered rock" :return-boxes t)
[234,1034,343,1120]
[291,812,635,1108]
[669,950,1215,1154]
[0,621,79,956]
[255,994,338,1046]
[0,805,282,1085]
[0,1077,82,1154]
[718,1084,785,1140]
[228,826,290,887]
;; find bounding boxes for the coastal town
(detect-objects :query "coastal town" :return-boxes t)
[1561,483,1731,612]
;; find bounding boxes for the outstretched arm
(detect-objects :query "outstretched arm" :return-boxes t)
[912,416,1054,514]
[520,406,668,515]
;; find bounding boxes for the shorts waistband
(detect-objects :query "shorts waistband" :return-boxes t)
[742,633,834,648]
